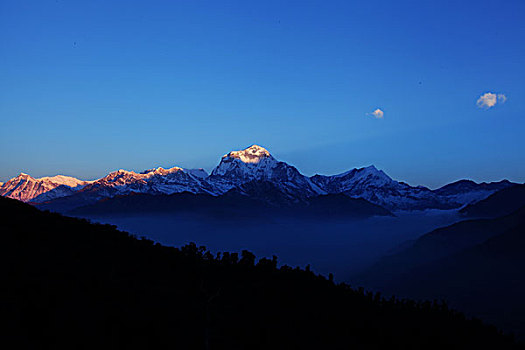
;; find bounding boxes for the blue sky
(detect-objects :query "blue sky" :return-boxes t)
[1,0,524,188]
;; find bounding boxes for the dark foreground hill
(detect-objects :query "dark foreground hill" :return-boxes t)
[356,205,525,338]
[460,184,525,218]
[0,196,520,349]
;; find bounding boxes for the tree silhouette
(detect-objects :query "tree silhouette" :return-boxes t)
[0,196,521,350]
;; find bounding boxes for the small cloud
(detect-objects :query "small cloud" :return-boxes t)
[477,92,507,109]
[367,108,384,119]
[477,93,497,108]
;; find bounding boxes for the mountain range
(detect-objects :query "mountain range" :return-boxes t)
[0,145,516,213]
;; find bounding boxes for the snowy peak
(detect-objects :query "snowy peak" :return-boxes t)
[224,145,274,164]
[310,166,517,211]
[90,166,192,189]
[210,145,279,178]
[336,165,378,176]
[66,165,216,202]
[12,172,33,181]
[333,165,393,185]
[39,175,90,188]
[110,166,184,178]
[9,173,87,188]
[0,173,89,202]
[209,145,324,199]
[311,166,441,210]
[2,145,517,212]
[312,165,396,193]
[140,166,184,176]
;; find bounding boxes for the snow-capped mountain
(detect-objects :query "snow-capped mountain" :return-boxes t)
[0,173,90,202]
[81,167,215,197]
[432,179,513,206]
[310,166,450,211]
[32,167,215,210]
[310,166,515,211]
[0,144,516,212]
[209,145,324,200]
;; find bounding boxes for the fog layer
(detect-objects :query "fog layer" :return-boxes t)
[84,210,459,280]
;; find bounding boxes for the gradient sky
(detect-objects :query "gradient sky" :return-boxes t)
[1,0,524,188]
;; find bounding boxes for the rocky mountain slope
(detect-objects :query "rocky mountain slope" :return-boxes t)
[209,145,325,199]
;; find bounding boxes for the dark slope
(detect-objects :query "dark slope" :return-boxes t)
[460,184,525,218]
[0,196,519,349]
[35,188,107,212]
[68,187,392,219]
[219,180,393,217]
[375,216,525,338]
[356,206,525,338]
[358,207,525,288]
[68,191,265,218]
[301,193,393,218]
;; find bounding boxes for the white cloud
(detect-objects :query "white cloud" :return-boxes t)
[367,108,384,119]
[477,92,507,109]
[477,92,497,108]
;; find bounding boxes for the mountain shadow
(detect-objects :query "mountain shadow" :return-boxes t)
[0,196,520,349]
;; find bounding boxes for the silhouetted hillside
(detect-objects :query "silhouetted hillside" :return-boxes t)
[0,196,520,349]
[358,207,525,285]
[356,206,525,338]
[460,184,525,218]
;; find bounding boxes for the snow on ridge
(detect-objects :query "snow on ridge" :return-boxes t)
[0,173,91,202]
[223,145,273,164]
[38,175,92,187]
[210,145,279,178]
[1,145,516,210]
[140,166,184,175]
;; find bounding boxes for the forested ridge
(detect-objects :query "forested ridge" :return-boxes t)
[0,196,521,349]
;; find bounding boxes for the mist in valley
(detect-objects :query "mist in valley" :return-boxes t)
[83,210,460,281]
